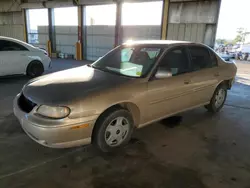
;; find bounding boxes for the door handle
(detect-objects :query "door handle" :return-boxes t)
[20,54,26,56]
[184,80,190,84]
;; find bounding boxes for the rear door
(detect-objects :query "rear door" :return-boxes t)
[146,46,196,122]
[187,45,220,105]
[0,40,29,76]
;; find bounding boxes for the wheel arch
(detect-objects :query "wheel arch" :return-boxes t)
[216,79,233,90]
[91,102,141,142]
[26,59,44,75]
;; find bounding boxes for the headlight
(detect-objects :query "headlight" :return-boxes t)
[36,105,70,119]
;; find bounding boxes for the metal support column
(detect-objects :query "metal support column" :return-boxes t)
[213,0,222,48]
[161,0,170,40]
[22,9,28,42]
[114,0,122,47]
[48,8,56,53]
[82,6,87,60]
[76,5,83,60]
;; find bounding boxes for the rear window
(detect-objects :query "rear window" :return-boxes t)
[0,40,28,51]
[208,49,218,66]
[158,47,190,76]
[189,46,214,71]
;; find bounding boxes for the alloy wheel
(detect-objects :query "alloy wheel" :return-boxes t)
[214,88,226,109]
[104,117,130,147]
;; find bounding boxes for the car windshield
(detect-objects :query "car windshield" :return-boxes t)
[92,45,163,78]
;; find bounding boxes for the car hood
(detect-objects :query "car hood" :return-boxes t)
[23,65,132,105]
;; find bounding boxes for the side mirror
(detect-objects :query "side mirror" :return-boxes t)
[155,67,172,79]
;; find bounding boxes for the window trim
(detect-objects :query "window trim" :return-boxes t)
[149,45,192,80]
[208,48,218,67]
[92,44,164,78]
[187,45,216,72]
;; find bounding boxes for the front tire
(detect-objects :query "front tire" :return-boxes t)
[205,84,227,113]
[93,108,134,152]
[26,61,44,78]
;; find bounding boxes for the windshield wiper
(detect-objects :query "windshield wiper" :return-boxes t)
[91,65,138,78]
[91,65,108,72]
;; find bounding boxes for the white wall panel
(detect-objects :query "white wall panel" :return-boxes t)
[0,25,24,40]
[0,12,24,41]
[55,26,78,57]
[122,26,161,42]
[36,26,49,49]
[86,26,115,61]
[37,26,49,34]
[55,26,78,35]
[56,35,78,45]
[0,12,22,25]
[37,34,49,44]
[86,25,161,61]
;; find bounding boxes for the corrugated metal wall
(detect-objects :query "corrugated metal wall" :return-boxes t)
[55,26,78,57]
[85,25,162,61]
[37,26,78,56]
[86,26,115,61]
[122,26,161,42]
[85,1,163,61]
[167,23,206,43]
[167,0,220,47]
[0,0,220,60]
[0,12,24,41]
[36,26,49,50]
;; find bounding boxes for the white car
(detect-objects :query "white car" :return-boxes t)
[0,36,51,77]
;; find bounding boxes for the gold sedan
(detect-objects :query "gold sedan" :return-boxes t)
[14,40,237,152]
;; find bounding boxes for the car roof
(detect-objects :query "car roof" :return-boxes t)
[0,36,25,43]
[0,36,35,49]
[123,40,193,45]
[122,40,208,48]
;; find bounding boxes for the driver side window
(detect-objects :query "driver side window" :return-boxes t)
[120,47,161,76]
[121,48,133,62]
[158,47,190,76]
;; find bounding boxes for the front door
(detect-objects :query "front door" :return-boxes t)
[146,47,196,123]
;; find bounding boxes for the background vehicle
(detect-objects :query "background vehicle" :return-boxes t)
[218,53,235,62]
[14,41,237,152]
[0,36,51,77]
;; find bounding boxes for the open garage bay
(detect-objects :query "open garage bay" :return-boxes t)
[0,60,250,188]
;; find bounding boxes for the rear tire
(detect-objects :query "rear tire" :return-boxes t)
[93,108,134,152]
[205,84,227,113]
[26,61,44,78]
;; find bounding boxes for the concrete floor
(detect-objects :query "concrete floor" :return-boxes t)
[1,59,250,188]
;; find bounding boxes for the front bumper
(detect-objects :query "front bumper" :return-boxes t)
[228,77,235,89]
[13,94,97,148]
[43,56,52,71]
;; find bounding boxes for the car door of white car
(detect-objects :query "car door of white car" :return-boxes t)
[0,40,29,76]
